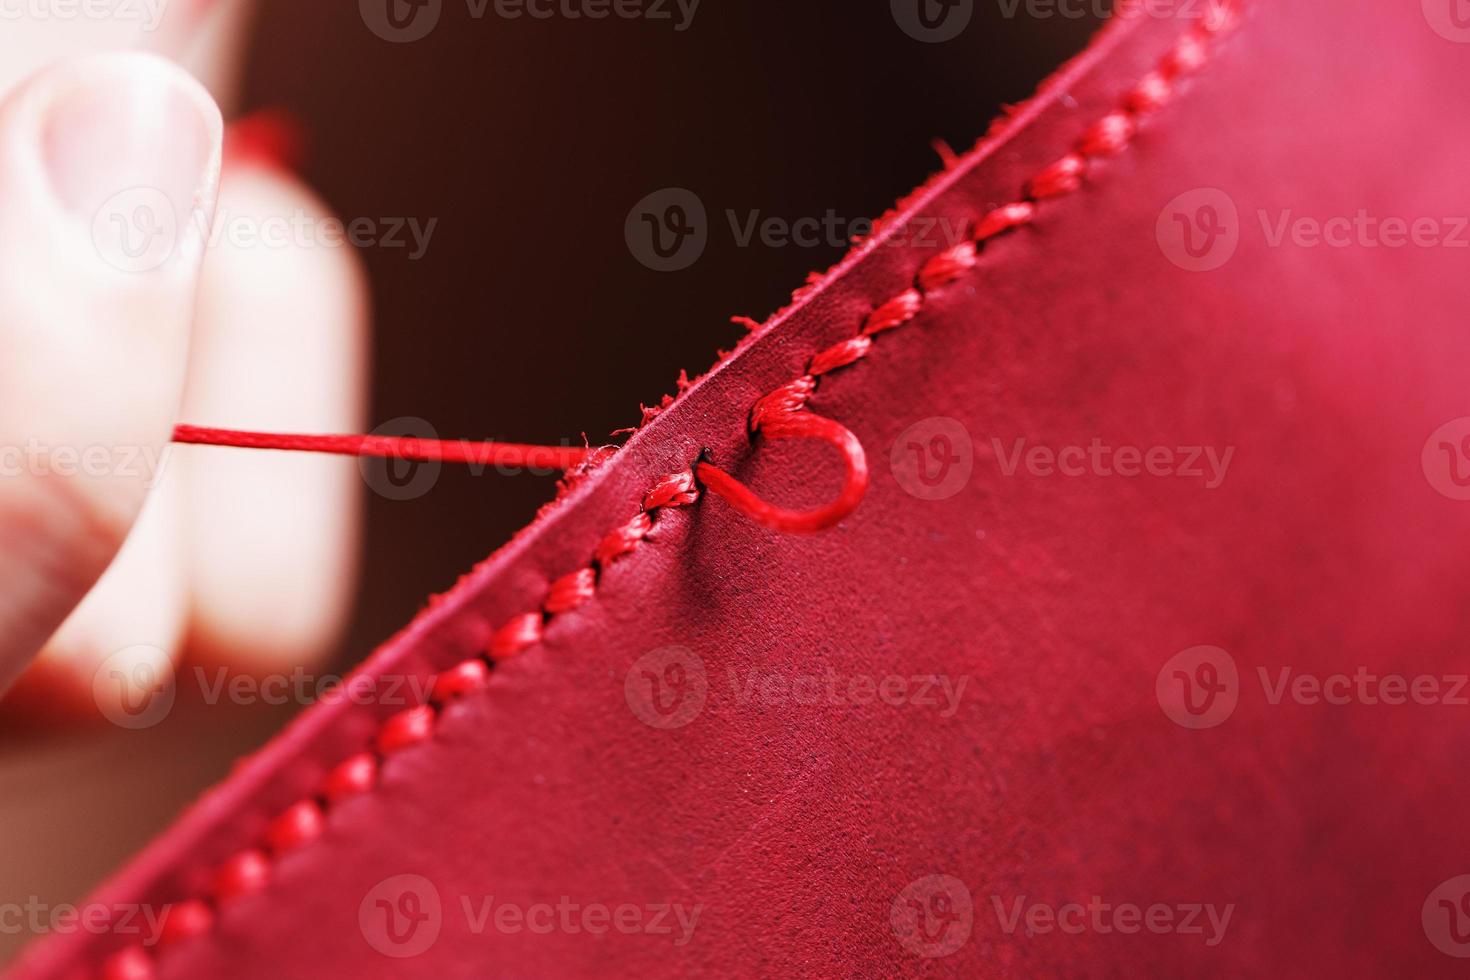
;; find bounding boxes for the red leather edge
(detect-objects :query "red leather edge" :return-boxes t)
[12,9,1231,977]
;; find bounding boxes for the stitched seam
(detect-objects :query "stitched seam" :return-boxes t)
[99,8,1240,976]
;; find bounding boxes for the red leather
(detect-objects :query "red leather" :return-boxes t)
[17,1,1470,976]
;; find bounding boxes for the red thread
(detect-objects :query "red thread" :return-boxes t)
[376,706,436,754]
[265,801,325,854]
[433,659,491,702]
[488,612,544,661]
[917,241,979,291]
[1029,153,1087,198]
[696,412,869,534]
[100,946,152,980]
[224,109,306,174]
[172,426,589,472]
[974,202,1036,241]
[810,335,872,377]
[1126,71,1173,113]
[862,289,924,335]
[1079,112,1136,156]
[545,568,598,614]
[156,902,213,948]
[211,849,271,902]
[642,470,700,510]
[322,753,378,803]
[595,512,653,566]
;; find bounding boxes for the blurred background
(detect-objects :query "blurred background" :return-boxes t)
[0,0,1101,965]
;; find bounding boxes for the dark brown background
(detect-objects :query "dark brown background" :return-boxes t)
[1,0,1100,964]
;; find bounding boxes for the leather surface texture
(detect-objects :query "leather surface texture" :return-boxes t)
[16,1,1470,977]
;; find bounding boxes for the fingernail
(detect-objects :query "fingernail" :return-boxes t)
[39,54,221,262]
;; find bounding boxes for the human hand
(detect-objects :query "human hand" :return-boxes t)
[0,1,369,721]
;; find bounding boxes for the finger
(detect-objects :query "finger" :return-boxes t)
[0,0,234,97]
[0,52,222,696]
[180,150,369,676]
[7,1,264,721]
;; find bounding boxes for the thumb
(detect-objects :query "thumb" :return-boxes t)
[0,52,221,695]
